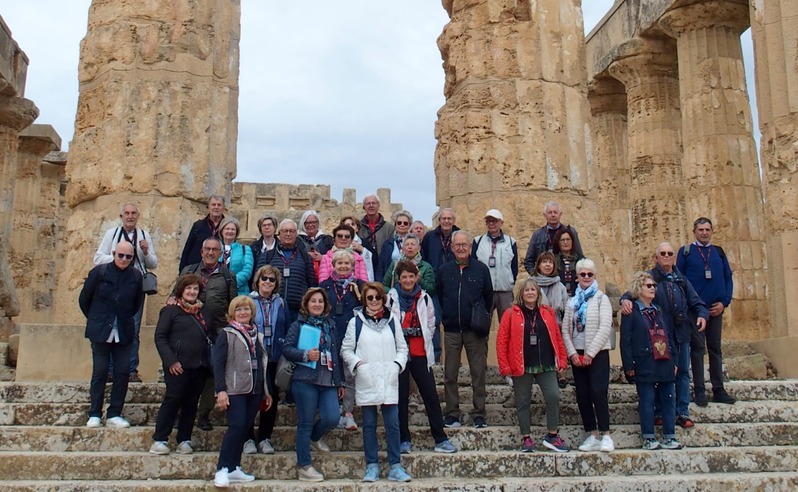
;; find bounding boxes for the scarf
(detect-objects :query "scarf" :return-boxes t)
[331,270,355,291]
[177,298,203,315]
[397,283,422,313]
[306,315,332,352]
[568,279,598,327]
[399,252,422,266]
[531,273,560,288]
[229,320,257,357]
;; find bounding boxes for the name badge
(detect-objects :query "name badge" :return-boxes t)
[488,256,496,267]
[529,334,537,346]
[283,268,291,278]
[335,303,344,315]
[704,268,712,280]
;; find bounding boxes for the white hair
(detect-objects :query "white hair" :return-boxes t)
[543,201,561,213]
[575,258,596,273]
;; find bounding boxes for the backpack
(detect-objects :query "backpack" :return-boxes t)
[187,263,235,303]
[682,243,726,258]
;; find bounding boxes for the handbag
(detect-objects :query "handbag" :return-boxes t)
[470,301,492,338]
[142,272,158,295]
[275,355,295,391]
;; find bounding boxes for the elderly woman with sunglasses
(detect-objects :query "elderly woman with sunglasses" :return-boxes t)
[377,210,413,282]
[561,258,615,453]
[621,271,682,451]
[317,224,369,283]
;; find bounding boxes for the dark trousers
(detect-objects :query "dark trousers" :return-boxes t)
[89,341,132,418]
[571,349,610,433]
[152,366,208,442]
[399,355,447,444]
[443,331,487,418]
[247,362,280,442]
[691,314,724,394]
[217,392,262,471]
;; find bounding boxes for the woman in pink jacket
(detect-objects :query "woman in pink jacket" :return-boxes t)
[317,224,369,283]
[497,278,569,453]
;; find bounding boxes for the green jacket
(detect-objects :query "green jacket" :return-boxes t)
[383,259,435,295]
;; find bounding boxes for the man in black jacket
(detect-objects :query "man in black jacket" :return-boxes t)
[179,195,226,272]
[435,231,493,429]
[79,240,143,429]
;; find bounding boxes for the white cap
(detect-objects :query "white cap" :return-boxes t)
[485,209,504,221]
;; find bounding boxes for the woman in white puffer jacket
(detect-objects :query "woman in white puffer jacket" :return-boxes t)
[341,282,411,483]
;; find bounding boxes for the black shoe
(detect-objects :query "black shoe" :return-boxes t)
[557,378,568,389]
[128,371,142,383]
[443,415,461,428]
[197,415,213,431]
[694,392,709,407]
[713,389,736,405]
[473,416,488,429]
[675,415,695,428]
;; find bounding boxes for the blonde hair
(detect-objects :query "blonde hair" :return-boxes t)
[227,295,256,323]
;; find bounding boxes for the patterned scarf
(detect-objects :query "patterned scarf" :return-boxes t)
[399,252,422,266]
[177,298,204,315]
[568,279,598,327]
[229,320,257,357]
[331,270,355,290]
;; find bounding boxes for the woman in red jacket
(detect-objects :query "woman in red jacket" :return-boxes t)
[497,278,569,453]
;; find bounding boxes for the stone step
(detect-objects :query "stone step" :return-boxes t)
[3,422,797,453]
[2,446,797,481]
[2,399,796,428]
[2,379,796,404]
[5,472,798,491]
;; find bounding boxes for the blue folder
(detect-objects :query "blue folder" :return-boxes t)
[296,324,322,369]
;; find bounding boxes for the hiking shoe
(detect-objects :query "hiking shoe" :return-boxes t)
[473,416,488,429]
[654,416,663,426]
[341,414,358,431]
[197,415,213,431]
[106,416,130,428]
[176,440,193,454]
[214,467,230,488]
[388,464,412,482]
[228,466,255,482]
[443,415,461,428]
[400,441,412,454]
[578,435,601,452]
[258,438,274,454]
[543,434,570,453]
[311,439,330,453]
[363,463,380,482]
[521,436,536,452]
[297,465,324,482]
[694,392,709,407]
[676,415,695,428]
[434,440,458,453]
[600,435,615,452]
[641,438,661,450]
[129,371,142,383]
[660,438,683,450]
[713,389,736,405]
[149,441,170,455]
[242,439,257,455]
[558,377,568,389]
[86,416,102,428]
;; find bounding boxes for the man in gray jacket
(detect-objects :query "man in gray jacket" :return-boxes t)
[471,209,518,323]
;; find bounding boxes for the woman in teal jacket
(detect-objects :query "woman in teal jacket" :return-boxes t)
[219,217,254,295]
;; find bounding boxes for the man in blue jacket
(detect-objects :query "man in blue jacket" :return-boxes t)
[436,231,493,429]
[79,240,143,429]
[677,218,736,405]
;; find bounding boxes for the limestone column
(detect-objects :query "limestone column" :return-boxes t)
[660,0,769,340]
[608,38,686,272]
[435,0,596,254]
[750,0,798,337]
[588,75,631,297]
[58,1,241,323]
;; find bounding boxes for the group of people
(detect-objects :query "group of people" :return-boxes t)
[79,195,735,485]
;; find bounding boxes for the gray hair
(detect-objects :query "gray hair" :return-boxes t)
[218,217,240,238]
[332,249,355,266]
[655,242,674,255]
[298,210,324,235]
[119,203,139,215]
[403,233,420,246]
[393,210,413,223]
[363,194,380,205]
[452,230,472,243]
[439,207,456,221]
[278,218,298,231]
[202,236,222,248]
[543,201,561,213]
[208,195,226,206]
[575,258,596,273]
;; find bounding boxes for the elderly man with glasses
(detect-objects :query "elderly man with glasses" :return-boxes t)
[621,242,708,429]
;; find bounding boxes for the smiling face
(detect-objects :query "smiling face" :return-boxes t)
[452,233,470,262]
[395,214,411,235]
[208,198,225,221]
[398,270,418,292]
[577,268,595,289]
[182,283,200,303]
[258,273,276,297]
[303,215,319,237]
[221,222,237,243]
[363,196,380,218]
[521,283,539,308]
[640,279,657,303]
[201,239,222,267]
[438,210,455,233]
[234,303,253,324]
[333,257,353,277]
[485,217,503,236]
[307,292,325,316]
[363,287,384,311]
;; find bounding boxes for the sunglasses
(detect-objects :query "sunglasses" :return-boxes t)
[395,221,409,226]
[659,251,675,257]
[260,276,277,283]
[116,253,134,260]
[644,283,657,289]
[335,233,352,239]
[366,294,384,302]
[578,272,595,278]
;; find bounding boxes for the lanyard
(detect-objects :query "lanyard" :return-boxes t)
[440,233,452,253]
[208,217,221,236]
[696,245,711,268]
[258,297,271,327]
[200,264,219,289]
[280,248,297,267]
[642,308,662,333]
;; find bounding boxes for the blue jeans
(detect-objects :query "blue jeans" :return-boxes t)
[362,404,401,466]
[292,380,339,467]
[654,340,691,417]
[637,381,676,439]
[109,303,143,375]
[217,392,261,471]
[89,341,132,418]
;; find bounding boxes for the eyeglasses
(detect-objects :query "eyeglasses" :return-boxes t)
[578,272,595,278]
[280,230,297,234]
[395,221,409,226]
[644,283,657,289]
[366,294,384,302]
[453,243,469,249]
[202,247,221,252]
[304,220,319,225]
[260,276,277,283]
[659,251,675,257]
[335,233,352,239]
[116,253,134,260]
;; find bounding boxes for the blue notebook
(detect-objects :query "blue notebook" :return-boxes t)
[296,324,322,369]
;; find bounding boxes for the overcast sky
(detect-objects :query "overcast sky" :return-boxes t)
[3,1,754,223]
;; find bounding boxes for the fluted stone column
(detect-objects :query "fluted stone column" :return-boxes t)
[660,0,769,341]
[58,0,241,323]
[588,76,631,297]
[751,0,798,337]
[435,0,595,253]
[608,37,686,271]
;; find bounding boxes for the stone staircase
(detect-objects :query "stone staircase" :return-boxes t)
[1,366,797,490]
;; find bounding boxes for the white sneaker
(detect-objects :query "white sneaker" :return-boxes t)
[342,414,358,431]
[149,441,170,455]
[258,439,275,454]
[86,417,102,428]
[214,467,230,488]
[578,435,602,452]
[311,439,330,453]
[176,440,193,454]
[600,435,615,452]
[228,466,255,482]
[242,439,257,455]
[297,465,324,482]
[106,416,130,428]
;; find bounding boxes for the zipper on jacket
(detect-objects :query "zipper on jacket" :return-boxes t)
[457,268,463,332]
